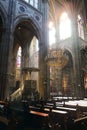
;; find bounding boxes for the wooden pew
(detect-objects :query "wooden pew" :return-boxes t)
[29,101,84,130]
[51,109,68,130]
[74,116,87,123]
[55,106,78,129]
[28,101,87,130]
[56,106,77,118]
[28,104,68,130]
[45,105,83,129]
[29,105,40,111]
[29,109,63,130]
[43,107,68,130]
[29,110,49,130]
[0,116,9,125]
[77,105,87,117]
[56,106,76,111]
[74,116,87,130]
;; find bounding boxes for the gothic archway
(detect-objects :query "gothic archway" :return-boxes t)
[62,50,74,97]
[81,47,87,97]
[10,19,40,100]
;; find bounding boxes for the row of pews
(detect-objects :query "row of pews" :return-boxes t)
[0,98,87,130]
[27,98,87,130]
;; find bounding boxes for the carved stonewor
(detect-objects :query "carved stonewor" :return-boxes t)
[22,80,37,100]
[46,49,68,96]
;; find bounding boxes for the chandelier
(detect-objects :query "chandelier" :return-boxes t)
[45,48,68,68]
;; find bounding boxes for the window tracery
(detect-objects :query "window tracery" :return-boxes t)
[24,0,38,9]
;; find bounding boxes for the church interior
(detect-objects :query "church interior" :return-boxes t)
[0,0,87,129]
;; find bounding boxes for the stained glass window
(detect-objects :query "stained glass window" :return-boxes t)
[78,15,84,39]
[16,47,21,68]
[24,0,38,9]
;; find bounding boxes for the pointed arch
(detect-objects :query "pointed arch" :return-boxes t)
[13,17,41,41]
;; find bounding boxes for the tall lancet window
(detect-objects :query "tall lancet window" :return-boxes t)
[59,12,71,40]
[16,47,21,68]
[24,0,38,9]
[24,0,29,2]
[78,15,84,39]
[49,21,56,47]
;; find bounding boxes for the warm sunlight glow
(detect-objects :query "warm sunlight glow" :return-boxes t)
[78,15,82,21]
[49,13,71,45]
[49,21,56,45]
[61,12,68,20]
[49,21,54,29]
[59,12,71,40]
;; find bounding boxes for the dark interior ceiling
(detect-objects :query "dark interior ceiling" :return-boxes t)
[14,21,37,47]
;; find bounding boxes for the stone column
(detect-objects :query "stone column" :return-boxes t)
[71,15,83,97]
[39,42,45,98]
[0,0,15,99]
[0,30,14,99]
[39,0,49,99]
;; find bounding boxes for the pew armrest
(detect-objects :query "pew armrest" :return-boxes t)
[74,116,87,123]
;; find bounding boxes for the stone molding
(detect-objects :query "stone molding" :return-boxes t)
[0,0,9,14]
[15,1,42,29]
[0,0,42,29]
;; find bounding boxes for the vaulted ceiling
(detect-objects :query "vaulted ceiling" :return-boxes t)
[14,20,38,47]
